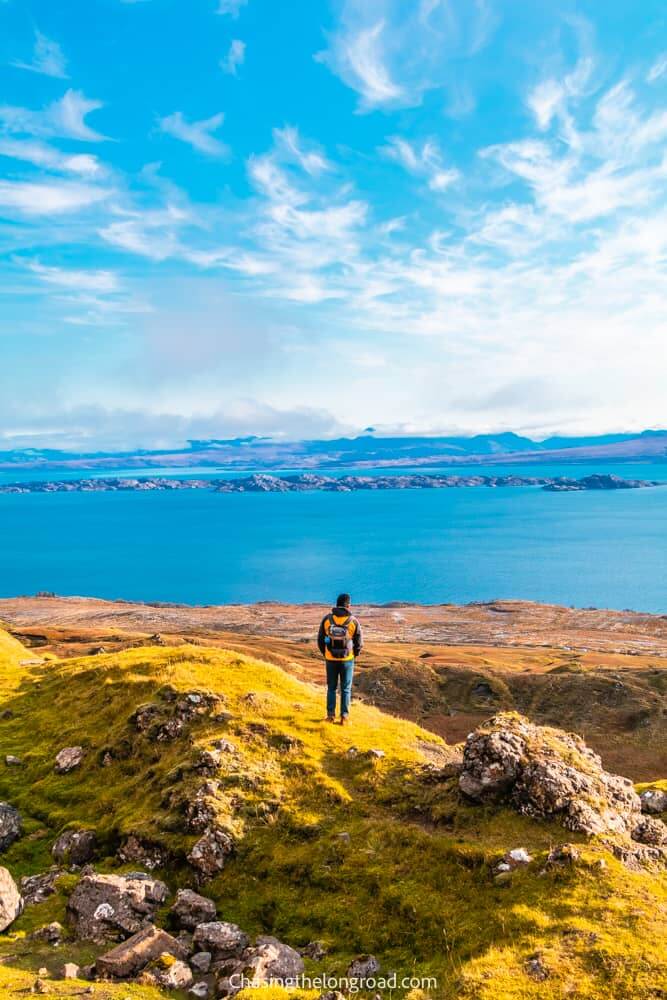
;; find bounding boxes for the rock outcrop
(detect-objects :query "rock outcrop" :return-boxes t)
[459,713,667,847]
[67,872,169,942]
[170,888,217,930]
[0,867,22,931]
[0,803,22,852]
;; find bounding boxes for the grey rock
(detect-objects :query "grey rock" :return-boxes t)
[300,940,327,960]
[54,746,84,774]
[96,925,188,978]
[190,951,212,973]
[243,935,305,984]
[0,866,23,930]
[152,958,194,990]
[67,872,169,942]
[187,826,234,880]
[171,888,216,930]
[117,835,168,871]
[20,870,61,906]
[346,955,380,981]
[29,921,64,944]
[189,984,210,998]
[640,788,667,814]
[62,963,80,979]
[5,755,22,767]
[193,921,249,959]
[52,829,97,867]
[0,802,22,852]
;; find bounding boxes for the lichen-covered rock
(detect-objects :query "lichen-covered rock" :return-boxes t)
[192,921,249,959]
[632,815,667,847]
[96,925,188,978]
[52,829,97,867]
[187,826,234,879]
[640,788,667,814]
[67,872,169,942]
[152,958,194,990]
[458,713,667,845]
[0,802,22,852]
[29,921,64,944]
[170,888,216,929]
[20,870,61,906]
[346,954,380,981]
[0,866,23,931]
[191,951,212,973]
[117,835,169,870]
[54,746,84,774]
[243,935,305,985]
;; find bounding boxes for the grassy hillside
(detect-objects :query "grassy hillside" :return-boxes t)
[0,631,665,999]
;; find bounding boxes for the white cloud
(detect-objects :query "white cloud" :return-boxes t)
[158,111,228,157]
[0,178,110,215]
[220,39,245,75]
[318,0,498,112]
[217,0,247,15]
[0,138,106,176]
[382,136,460,192]
[25,261,120,292]
[0,90,107,142]
[12,29,68,79]
[273,126,332,175]
[647,54,667,83]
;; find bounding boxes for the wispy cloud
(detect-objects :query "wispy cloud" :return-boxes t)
[12,29,68,79]
[274,126,332,175]
[158,111,228,157]
[0,178,111,215]
[217,0,247,16]
[25,260,120,292]
[0,138,105,176]
[0,90,107,141]
[382,136,460,192]
[646,53,667,83]
[220,39,245,75]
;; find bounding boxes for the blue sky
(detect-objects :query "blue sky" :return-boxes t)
[0,0,665,450]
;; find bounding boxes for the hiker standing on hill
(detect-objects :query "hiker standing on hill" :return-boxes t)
[317,593,363,725]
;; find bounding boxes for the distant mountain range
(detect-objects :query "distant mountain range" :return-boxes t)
[1,429,666,472]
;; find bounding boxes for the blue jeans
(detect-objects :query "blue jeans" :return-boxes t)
[326,659,355,717]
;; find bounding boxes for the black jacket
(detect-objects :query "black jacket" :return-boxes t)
[317,606,363,659]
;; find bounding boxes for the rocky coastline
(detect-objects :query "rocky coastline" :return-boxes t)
[0,472,660,495]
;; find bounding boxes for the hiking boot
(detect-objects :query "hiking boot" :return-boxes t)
[325,715,335,723]
[339,715,349,726]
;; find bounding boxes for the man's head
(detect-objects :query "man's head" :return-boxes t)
[336,593,351,609]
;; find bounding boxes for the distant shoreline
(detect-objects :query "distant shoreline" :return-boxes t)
[0,472,661,495]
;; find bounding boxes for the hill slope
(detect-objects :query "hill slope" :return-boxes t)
[0,632,664,999]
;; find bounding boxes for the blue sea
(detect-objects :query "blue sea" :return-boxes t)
[0,462,665,612]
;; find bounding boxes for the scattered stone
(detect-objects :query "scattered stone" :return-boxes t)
[632,816,667,847]
[190,951,212,973]
[67,872,169,942]
[170,888,216,930]
[525,954,550,981]
[547,844,581,866]
[32,978,49,994]
[152,958,194,990]
[193,921,249,959]
[213,739,237,754]
[132,704,161,732]
[189,984,210,998]
[5,755,22,767]
[0,710,14,720]
[29,922,64,945]
[346,955,380,981]
[300,940,327,960]
[0,802,22,852]
[458,713,667,844]
[318,992,345,1000]
[20,870,61,906]
[337,832,351,843]
[640,788,667,814]
[54,747,84,774]
[38,969,48,977]
[365,749,386,759]
[243,935,305,984]
[96,925,188,978]
[117,835,168,870]
[62,963,79,979]
[0,866,23,930]
[507,848,532,865]
[52,829,97,867]
[187,826,234,879]
[195,749,222,774]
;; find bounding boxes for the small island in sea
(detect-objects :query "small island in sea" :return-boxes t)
[0,472,661,495]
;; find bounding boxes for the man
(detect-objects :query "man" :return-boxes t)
[317,593,362,725]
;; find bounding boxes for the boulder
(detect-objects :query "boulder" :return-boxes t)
[458,713,667,844]
[67,872,169,942]
[193,921,249,959]
[0,866,23,930]
[187,827,234,879]
[243,935,305,985]
[52,829,97,867]
[62,963,79,980]
[96,925,188,978]
[29,922,64,945]
[152,958,194,990]
[170,888,216,930]
[189,984,210,998]
[346,955,380,981]
[20,870,61,906]
[640,788,667,814]
[191,951,212,973]
[0,802,22,852]
[54,746,84,774]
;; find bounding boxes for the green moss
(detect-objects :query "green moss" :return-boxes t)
[0,633,664,999]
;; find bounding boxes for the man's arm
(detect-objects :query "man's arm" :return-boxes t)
[317,616,327,656]
[352,618,363,658]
